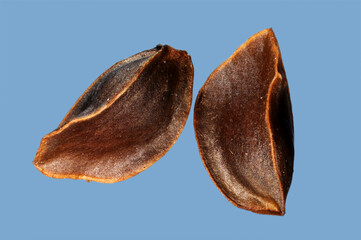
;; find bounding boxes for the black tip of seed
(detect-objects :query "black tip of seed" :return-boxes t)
[155,44,163,50]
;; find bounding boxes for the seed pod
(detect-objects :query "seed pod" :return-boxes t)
[194,29,294,215]
[34,44,194,183]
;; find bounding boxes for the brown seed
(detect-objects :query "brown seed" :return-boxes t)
[33,44,194,183]
[194,29,294,215]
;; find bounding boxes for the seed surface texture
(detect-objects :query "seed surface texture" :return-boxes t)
[194,28,294,215]
[34,44,194,183]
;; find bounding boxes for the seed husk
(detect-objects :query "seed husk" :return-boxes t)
[33,44,194,183]
[194,29,294,215]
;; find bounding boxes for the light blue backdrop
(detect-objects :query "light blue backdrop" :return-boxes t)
[0,1,360,239]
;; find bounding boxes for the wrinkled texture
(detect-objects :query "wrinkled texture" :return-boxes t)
[34,44,194,183]
[194,29,294,215]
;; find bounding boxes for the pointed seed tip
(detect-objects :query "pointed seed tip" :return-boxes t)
[155,44,163,50]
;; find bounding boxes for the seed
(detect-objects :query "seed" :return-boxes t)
[33,44,194,183]
[194,29,294,215]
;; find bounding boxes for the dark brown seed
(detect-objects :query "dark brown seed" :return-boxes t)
[194,29,294,215]
[33,44,194,183]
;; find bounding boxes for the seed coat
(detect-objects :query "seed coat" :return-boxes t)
[194,29,294,215]
[34,44,194,183]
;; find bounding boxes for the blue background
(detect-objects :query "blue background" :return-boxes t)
[1,1,360,239]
